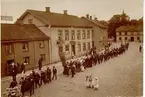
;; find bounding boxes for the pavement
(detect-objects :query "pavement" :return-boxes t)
[1,42,143,97]
[32,42,143,97]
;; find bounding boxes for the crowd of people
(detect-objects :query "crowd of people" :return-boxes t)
[4,65,57,97]
[63,43,129,77]
[4,43,130,97]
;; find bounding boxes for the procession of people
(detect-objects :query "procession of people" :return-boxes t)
[62,42,129,78]
[3,42,130,97]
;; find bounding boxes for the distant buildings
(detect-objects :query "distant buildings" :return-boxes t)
[1,24,50,76]
[116,24,143,42]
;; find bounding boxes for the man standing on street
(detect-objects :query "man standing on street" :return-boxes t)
[21,60,28,74]
[46,67,52,83]
[52,66,57,80]
[139,45,142,53]
[38,58,42,70]
[71,65,75,78]
[11,62,18,81]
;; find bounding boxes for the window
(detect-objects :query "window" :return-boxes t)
[87,30,90,33]
[23,57,30,64]
[87,32,90,39]
[71,30,75,40]
[131,32,134,35]
[65,30,69,40]
[58,30,63,40]
[125,37,127,40]
[78,43,81,52]
[28,19,33,24]
[82,30,86,39]
[87,42,90,50]
[77,30,80,32]
[119,32,121,35]
[65,45,69,51]
[77,32,81,40]
[5,44,13,54]
[59,46,63,52]
[39,41,45,48]
[83,42,86,51]
[137,37,140,41]
[119,37,122,40]
[92,41,94,47]
[22,42,29,52]
[40,54,45,61]
[125,32,127,35]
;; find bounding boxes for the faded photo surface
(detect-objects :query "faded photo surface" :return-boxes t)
[1,0,143,97]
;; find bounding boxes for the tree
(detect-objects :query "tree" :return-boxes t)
[108,11,130,40]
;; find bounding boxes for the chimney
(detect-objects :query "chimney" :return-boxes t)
[94,17,97,21]
[63,10,67,15]
[45,7,50,12]
[86,14,89,19]
[90,16,92,20]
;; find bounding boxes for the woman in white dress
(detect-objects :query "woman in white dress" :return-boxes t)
[92,77,99,90]
[86,75,93,88]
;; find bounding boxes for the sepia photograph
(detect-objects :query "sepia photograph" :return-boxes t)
[1,0,143,97]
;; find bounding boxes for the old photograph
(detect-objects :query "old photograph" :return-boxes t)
[1,0,143,97]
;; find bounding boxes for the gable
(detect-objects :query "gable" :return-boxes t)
[19,12,46,27]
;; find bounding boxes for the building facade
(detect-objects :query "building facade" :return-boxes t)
[116,25,143,42]
[82,15,108,50]
[16,7,93,63]
[1,24,50,76]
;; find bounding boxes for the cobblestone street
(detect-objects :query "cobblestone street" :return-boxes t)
[29,43,143,97]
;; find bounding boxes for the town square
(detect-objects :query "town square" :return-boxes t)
[1,0,143,97]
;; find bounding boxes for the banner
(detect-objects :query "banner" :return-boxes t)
[1,15,13,21]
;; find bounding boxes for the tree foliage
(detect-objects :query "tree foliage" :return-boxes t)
[108,13,130,40]
[108,12,143,40]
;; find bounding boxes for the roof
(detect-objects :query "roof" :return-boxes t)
[17,9,93,28]
[1,24,50,43]
[116,25,143,32]
[81,17,107,29]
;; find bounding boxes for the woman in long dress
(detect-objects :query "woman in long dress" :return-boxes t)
[92,77,99,90]
[86,75,93,88]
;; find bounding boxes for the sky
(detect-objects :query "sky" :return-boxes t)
[1,0,143,23]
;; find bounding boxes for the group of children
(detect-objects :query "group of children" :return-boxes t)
[86,75,99,90]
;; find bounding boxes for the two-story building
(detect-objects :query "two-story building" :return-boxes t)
[82,15,108,50]
[116,25,143,42]
[1,24,50,76]
[16,7,93,63]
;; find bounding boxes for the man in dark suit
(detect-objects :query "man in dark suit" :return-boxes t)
[38,58,42,70]
[11,62,18,81]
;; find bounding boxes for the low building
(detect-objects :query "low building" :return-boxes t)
[82,15,108,50]
[116,25,143,42]
[16,7,93,63]
[1,24,50,76]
